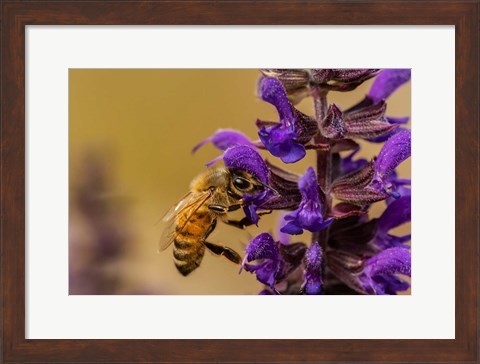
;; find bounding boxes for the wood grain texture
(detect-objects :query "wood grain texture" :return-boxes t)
[1,1,478,363]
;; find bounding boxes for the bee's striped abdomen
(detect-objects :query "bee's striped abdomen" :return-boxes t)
[172,211,212,276]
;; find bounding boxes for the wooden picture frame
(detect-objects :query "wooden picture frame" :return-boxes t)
[1,1,478,362]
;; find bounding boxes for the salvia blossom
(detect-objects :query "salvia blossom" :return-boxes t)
[193,69,411,295]
[256,77,318,163]
[281,167,334,235]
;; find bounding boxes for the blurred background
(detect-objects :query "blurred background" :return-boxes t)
[69,69,411,295]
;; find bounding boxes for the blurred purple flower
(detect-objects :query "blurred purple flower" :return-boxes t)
[373,195,411,250]
[340,148,368,176]
[281,167,334,235]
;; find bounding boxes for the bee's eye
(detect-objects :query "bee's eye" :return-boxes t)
[233,177,252,191]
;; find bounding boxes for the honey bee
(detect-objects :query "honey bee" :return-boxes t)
[159,167,269,276]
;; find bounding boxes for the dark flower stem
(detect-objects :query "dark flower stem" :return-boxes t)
[312,87,332,251]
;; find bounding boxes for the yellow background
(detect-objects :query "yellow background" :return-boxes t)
[69,69,411,295]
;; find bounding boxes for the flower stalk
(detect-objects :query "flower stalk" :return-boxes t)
[311,86,332,257]
[193,69,412,295]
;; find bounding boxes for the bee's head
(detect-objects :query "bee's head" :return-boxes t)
[227,168,272,200]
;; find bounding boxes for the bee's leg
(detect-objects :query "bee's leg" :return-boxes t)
[223,216,252,229]
[204,241,242,264]
[224,210,273,229]
[208,205,228,213]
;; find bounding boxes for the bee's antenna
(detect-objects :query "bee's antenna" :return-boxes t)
[259,181,280,196]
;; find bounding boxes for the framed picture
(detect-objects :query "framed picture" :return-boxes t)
[1,1,478,363]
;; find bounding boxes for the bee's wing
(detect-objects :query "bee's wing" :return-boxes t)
[158,190,212,252]
[162,192,193,222]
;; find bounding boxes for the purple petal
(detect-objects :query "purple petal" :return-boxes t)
[243,233,280,263]
[299,167,320,202]
[257,77,294,122]
[375,129,411,180]
[245,260,278,288]
[375,234,411,250]
[223,145,269,184]
[303,243,323,295]
[387,116,409,125]
[368,69,411,103]
[192,129,252,153]
[359,247,411,294]
[205,154,223,167]
[370,274,410,295]
[364,247,411,278]
[243,204,259,225]
[280,167,334,234]
[241,233,284,290]
[280,216,304,235]
[377,195,411,234]
[258,124,306,164]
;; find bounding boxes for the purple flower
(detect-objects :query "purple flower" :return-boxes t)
[367,69,411,142]
[326,247,411,295]
[260,69,311,104]
[281,167,334,235]
[241,233,283,292]
[359,247,411,294]
[222,145,269,184]
[373,195,411,249]
[372,129,411,196]
[368,69,411,103]
[192,129,253,153]
[183,68,411,296]
[257,77,317,163]
[241,233,307,294]
[343,69,411,143]
[258,123,306,163]
[302,242,323,294]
